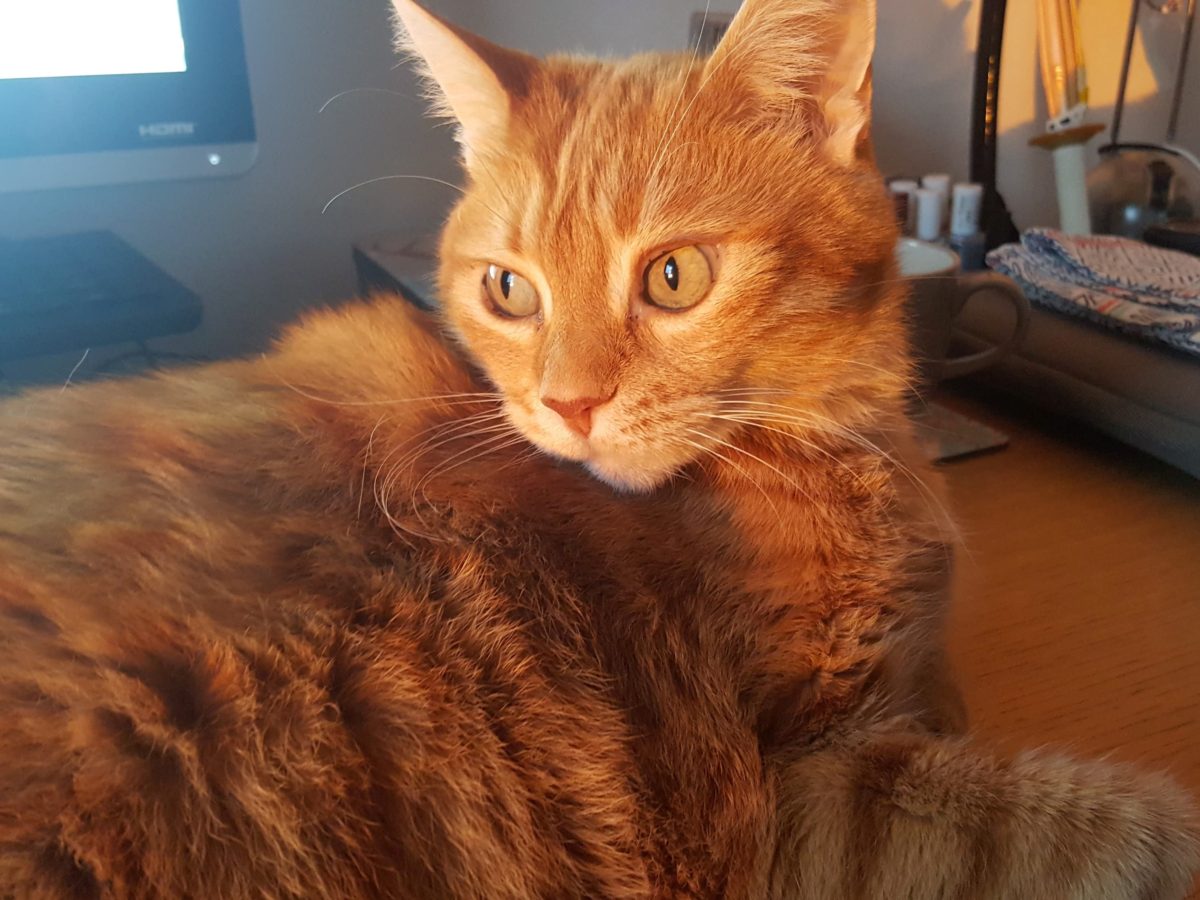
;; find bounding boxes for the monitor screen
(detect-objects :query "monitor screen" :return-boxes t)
[0,0,257,193]
[0,1,188,81]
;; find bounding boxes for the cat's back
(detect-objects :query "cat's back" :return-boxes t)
[0,354,395,892]
[0,299,460,595]
[1,363,283,566]
[0,302,658,898]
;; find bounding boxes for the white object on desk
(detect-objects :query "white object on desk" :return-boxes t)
[353,234,440,308]
[1053,141,1092,234]
[914,188,943,242]
[921,173,952,232]
[1030,124,1106,235]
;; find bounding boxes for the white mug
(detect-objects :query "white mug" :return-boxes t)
[896,238,1031,389]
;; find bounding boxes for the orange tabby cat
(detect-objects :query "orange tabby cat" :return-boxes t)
[1,0,1196,897]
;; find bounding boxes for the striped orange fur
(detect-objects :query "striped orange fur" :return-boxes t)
[0,0,1196,896]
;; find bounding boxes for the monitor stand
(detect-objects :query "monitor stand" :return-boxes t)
[0,231,203,368]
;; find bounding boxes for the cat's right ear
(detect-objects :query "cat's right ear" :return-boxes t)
[390,0,537,169]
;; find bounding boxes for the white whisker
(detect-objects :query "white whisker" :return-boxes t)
[375,412,510,501]
[680,432,785,526]
[372,411,512,535]
[710,400,961,547]
[643,18,746,203]
[272,372,502,409]
[321,174,520,232]
[318,87,409,115]
[388,415,513,488]
[699,412,878,496]
[413,431,528,513]
[685,426,808,498]
[61,349,90,393]
[357,413,391,521]
[644,0,711,185]
[322,174,464,216]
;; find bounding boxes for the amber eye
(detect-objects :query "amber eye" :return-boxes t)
[483,265,540,318]
[643,245,714,310]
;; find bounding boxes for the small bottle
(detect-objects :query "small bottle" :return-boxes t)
[888,179,920,236]
[948,182,987,270]
[921,173,952,233]
[914,187,942,242]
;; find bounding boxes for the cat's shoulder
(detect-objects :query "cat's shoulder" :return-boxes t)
[0,297,476,522]
[270,295,478,406]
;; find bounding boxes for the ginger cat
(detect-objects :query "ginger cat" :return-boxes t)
[1,0,1196,897]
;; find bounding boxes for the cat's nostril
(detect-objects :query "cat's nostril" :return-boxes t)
[541,393,612,438]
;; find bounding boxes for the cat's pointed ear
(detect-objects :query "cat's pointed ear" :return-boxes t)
[390,0,537,168]
[705,0,877,166]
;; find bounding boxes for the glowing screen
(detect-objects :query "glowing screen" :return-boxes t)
[0,0,187,80]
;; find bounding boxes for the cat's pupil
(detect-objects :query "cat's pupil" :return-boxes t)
[664,257,679,291]
[501,271,513,299]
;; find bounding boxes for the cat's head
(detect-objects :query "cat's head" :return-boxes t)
[392,0,906,493]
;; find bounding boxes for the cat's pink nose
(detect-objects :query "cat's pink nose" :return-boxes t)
[541,393,611,437]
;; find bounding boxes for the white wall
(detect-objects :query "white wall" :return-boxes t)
[454,0,1200,231]
[969,0,1200,229]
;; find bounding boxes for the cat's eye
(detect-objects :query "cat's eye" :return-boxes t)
[643,245,714,311]
[483,265,540,319]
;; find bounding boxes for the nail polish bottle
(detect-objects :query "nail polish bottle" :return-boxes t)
[921,173,952,233]
[914,187,942,242]
[949,183,987,270]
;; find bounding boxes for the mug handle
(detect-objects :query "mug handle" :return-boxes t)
[932,272,1032,381]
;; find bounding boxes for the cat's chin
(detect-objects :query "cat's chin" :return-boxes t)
[507,403,685,494]
[582,455,679,495]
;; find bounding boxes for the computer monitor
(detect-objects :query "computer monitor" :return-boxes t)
[0,0,257,193]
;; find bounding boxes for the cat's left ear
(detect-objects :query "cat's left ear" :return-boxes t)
[705,0,877,167]
[390,0,537,169]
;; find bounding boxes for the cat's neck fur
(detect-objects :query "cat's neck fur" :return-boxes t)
[271,297,933,551]
[269,297,954,746]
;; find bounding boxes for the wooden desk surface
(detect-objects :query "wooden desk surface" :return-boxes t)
[938,386,1200,888]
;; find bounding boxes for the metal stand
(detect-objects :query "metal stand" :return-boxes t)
[970,0,1021,250]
